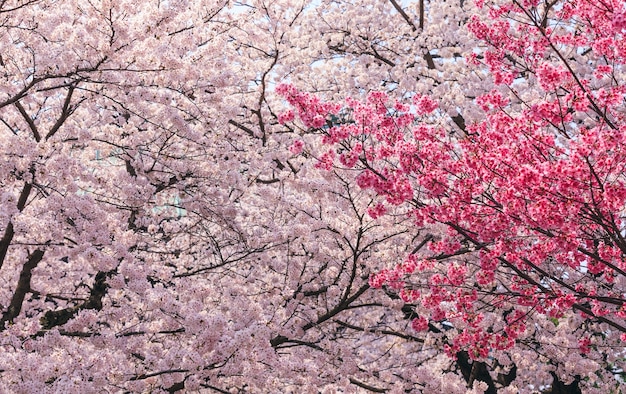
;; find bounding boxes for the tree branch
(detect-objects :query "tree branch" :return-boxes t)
[0,181,33,271]
[0,249,44,329]
[14,101,41,142]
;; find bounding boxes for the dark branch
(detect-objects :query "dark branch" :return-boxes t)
[1,249,44,329]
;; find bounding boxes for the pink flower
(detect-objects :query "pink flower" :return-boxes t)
[278,110,295,124]
[366,202,387,219]
[314,150,335,170]
[413,95,439,115]
[411,316,429,332]
[613,11,626,30]
[536,63,566,90]
[578,337,591,354]
[431,307,446,321]
[289,140,304,155]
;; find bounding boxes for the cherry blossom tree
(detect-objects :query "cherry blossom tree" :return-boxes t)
[280,0,626,392]
[0,0,268,391]
[0,0,466,392]
[1,0,625,392]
